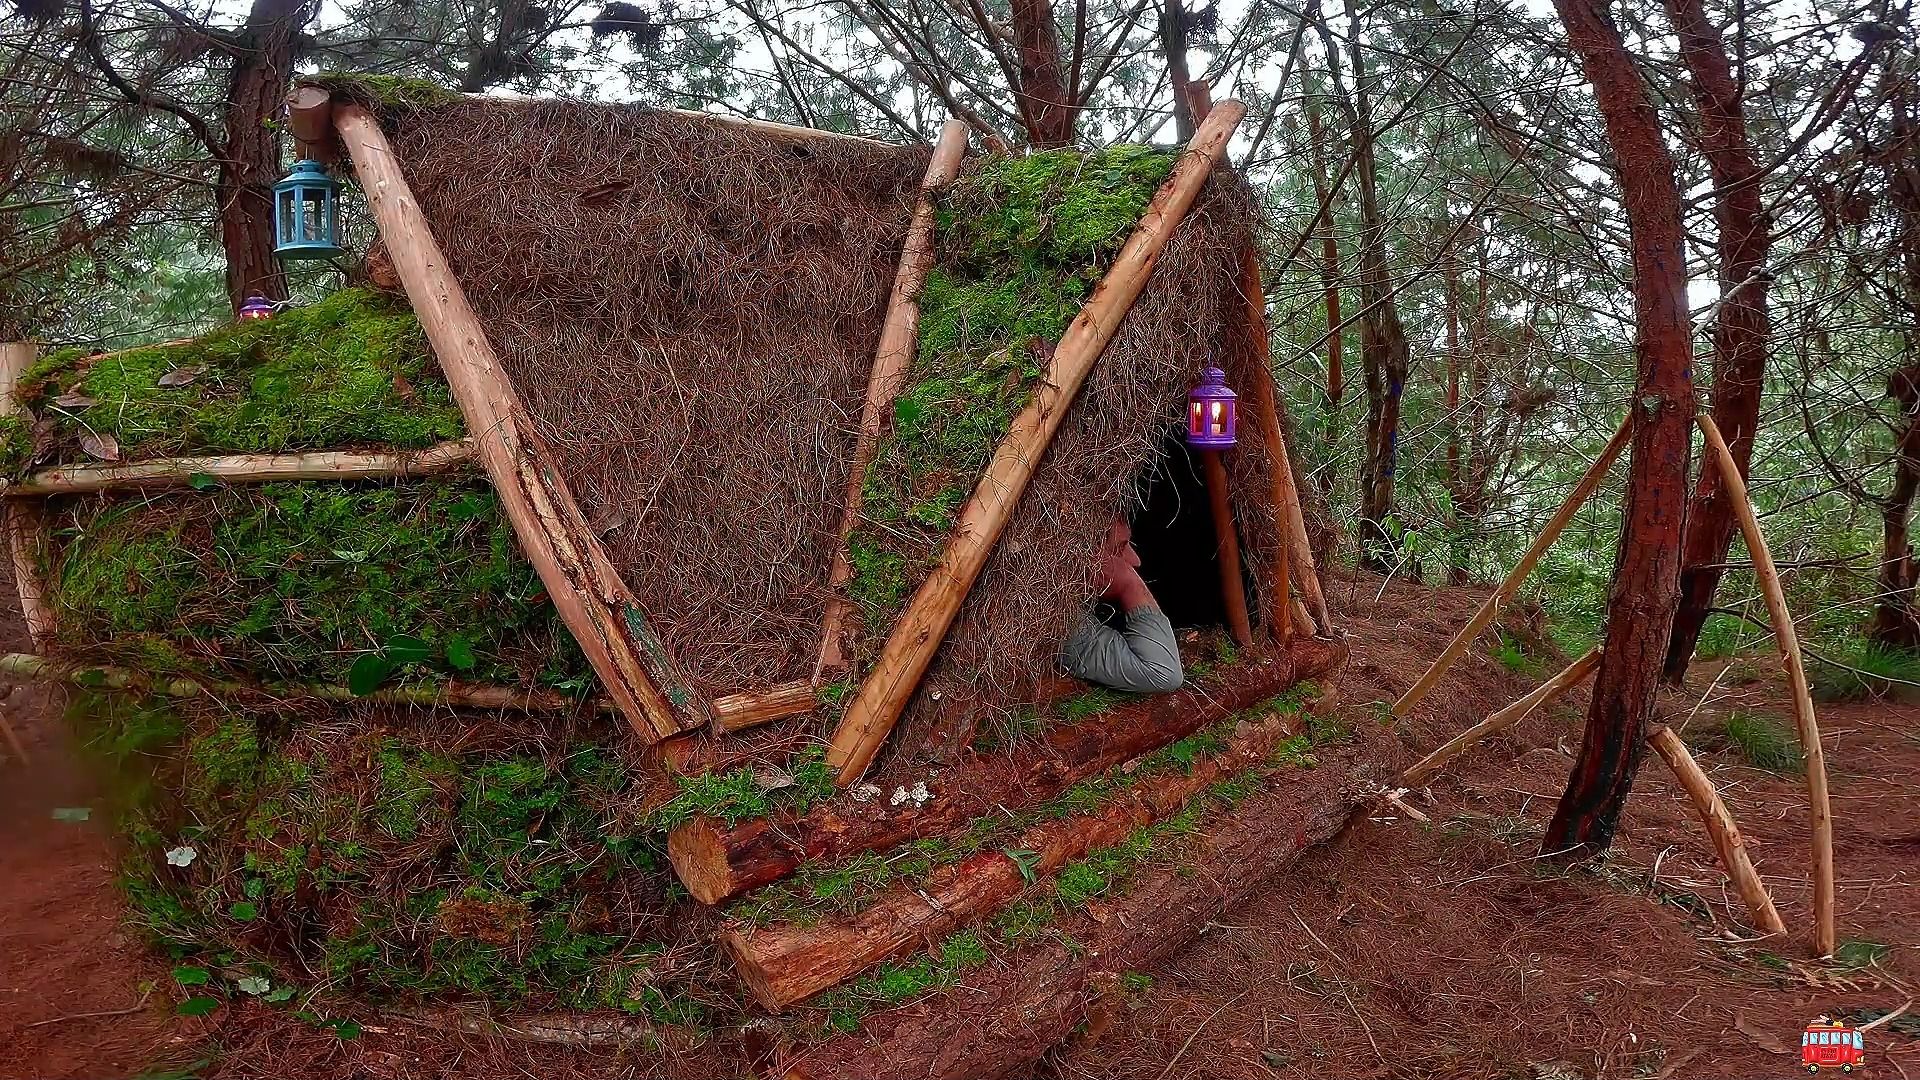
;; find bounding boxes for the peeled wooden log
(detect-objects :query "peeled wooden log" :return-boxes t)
[777,726,1362,1080]
[711,679,816,733]
[817,119,972,677]
[1646,725,1786,936]
[1393,412,1631,719]
[1399,647,1602,789]
[825,102,1250,785]
[1200,449,1253,646]
[333,102,707,743]
[2,439,476,496]
[669,636,1343,904]
[725,705,1309,1009]
[0,652,601,713]
[1697,412,1833,956]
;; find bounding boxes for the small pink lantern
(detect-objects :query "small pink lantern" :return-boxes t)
[1186,367,1238,449]
[237,295,274,320]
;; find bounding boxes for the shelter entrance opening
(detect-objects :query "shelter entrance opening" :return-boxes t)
[1128,426,1255,631]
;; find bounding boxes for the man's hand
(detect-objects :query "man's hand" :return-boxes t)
[1097,523,1154,612]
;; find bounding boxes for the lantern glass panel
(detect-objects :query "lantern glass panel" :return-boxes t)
[302,189,326,241]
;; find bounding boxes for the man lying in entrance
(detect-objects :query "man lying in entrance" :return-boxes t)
[1059,519,1185,693]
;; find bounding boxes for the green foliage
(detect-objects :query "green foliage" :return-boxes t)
[841,146,1173,658]
[1692,614,1755,661]
[1724,710,1804,774]
[13,288,463,471]
[650,746,837,828]
[1809,637,1920,702]
[1832,939,1890,970]
[1489,631,1536,675]
[47,480,587,690]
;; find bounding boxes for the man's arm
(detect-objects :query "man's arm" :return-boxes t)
[1060,602,1184,693]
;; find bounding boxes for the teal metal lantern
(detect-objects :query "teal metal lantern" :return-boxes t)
[273,159,343,259]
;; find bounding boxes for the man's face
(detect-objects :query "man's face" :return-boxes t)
[1106,520,1140,568]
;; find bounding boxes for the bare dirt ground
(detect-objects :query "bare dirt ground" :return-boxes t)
[3,566,1915,1080]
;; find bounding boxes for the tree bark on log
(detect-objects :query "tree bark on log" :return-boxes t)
[824,101,1248,785]
[0,342,52,649]
[725,706,1310,1009]
[1011,0,1076,147]
[818,120,972,677]
[1542,0,1696,858]
[776,736,1361,1080]
[1646,725,1786,936]
[1660,0,1773,681]
[671,637,1342,904]
[332,102,708,743]
[3,440,475,496]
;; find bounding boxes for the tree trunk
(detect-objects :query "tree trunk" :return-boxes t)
[218,0,314,309]
[1304,98,1344,500]
[1339,0,1411,573]
[1010,0,1076,147]
[1542,0,1695,858]
[1872,362,1920,648]
[1159,0,1196,140]
[1660,0,1773,680]
[1443,228,1468,584]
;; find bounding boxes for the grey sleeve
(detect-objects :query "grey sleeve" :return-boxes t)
[1058,604,1185,693]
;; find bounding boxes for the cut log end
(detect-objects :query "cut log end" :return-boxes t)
[667,816,761,905]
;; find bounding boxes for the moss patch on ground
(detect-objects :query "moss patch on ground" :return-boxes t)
[840,147,1175,661]
[6,288,462,472]
[47,479,589,692]
[76,694,700,1021]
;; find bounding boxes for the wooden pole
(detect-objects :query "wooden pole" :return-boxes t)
[1697,412,1834,956]
[0,343,52,652]
[817,119,972,678]
[286,84,337,163]
[710,679,815,733]
[1200,450,1253,646]
[1646,724,1787,936]
[1392,412,1632,718]
[3,439,475,496]
[1399,647,1601,789]
[332,103,708,743]
[1235,243,1320,638]
[823,101,1249,785]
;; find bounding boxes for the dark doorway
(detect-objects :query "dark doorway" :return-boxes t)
[1128,427,1256,630]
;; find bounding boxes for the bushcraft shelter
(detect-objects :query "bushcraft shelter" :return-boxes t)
[0,75,1349,1063]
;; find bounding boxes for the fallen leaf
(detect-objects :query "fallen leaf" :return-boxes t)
[165,844,198,867]
[237,976,271,996]
[78,431,120,461]
[392,372,417,402]
[157,366,204,387]
[1733,1012,1792,1055]
[51,391,98,409]
[752,766,794,792]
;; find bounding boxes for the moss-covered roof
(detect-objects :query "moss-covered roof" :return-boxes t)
[7,288,463,471]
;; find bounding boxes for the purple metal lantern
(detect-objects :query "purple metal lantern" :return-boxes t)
[1186,367,1238,449]
[237,295,274,321]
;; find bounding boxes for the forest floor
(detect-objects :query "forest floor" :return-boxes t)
[2,568,1915,1080]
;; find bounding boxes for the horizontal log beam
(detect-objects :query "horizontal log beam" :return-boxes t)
[711,679,817,733]
[669,638,1344,904]
[2,440,476,496]
[1399,647,1601,789]
[776,726,1362,1080]
[725,705,1311,1009]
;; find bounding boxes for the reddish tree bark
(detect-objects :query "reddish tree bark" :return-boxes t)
[1010,0,1076,147]
[1304,99,1344,500]
[1543,0,1695,857]
[1660,0,1772,680]
[216,0,317,308]
[1872,362,1920,648]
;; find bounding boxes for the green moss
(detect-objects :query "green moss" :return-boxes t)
[375,741,455,840]
[841,146,1174,661]
[303,73,465,112]
[20,288,463,466]
[651,745,837,829]
[47,480,586,690]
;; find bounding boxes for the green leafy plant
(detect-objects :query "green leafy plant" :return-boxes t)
[1725,710,1804,774]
